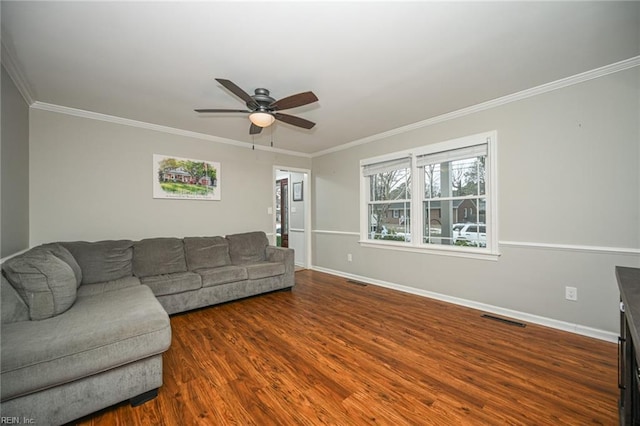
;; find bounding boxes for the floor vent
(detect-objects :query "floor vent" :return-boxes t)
[346,279,368,287]
[481,314,526,328]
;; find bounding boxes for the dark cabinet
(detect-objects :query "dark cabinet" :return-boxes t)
[618,267,640,426]
[619,301,640,425]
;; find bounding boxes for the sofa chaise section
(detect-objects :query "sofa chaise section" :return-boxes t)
[1,242,171,425]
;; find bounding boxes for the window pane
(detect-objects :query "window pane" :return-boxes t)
[451,157,485,197]
[423,201,456,245]
[370,168,411,201]
[424,164,441,198]
[369,202,411,241]
[423,197,487,247]
[424,156,486,198]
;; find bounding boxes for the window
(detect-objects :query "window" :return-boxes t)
[362,157,411,242]
[419,143,487,248]
[360,131,498,259]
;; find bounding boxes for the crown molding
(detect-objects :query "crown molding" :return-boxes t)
[14,53,640,160]
[310,55,640,158]
[1,39,35,105]
[30,102,312,158]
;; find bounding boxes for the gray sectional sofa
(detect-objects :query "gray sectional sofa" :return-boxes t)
[0,231,294,425]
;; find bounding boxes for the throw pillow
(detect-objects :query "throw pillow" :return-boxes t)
[2,249,77,320]
[40,242,83,287]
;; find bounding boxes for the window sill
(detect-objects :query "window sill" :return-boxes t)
[359,239,501,261]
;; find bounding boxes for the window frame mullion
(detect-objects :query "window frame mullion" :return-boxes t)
[412,155,422,248]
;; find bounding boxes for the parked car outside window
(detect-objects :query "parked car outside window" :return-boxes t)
[453,223,486,247]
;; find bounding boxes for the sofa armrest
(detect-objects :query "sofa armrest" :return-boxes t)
[265,246,294,277]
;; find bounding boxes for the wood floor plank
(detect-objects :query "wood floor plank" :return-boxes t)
[74,270,618,425]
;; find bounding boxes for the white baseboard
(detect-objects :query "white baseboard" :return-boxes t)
[310,265,618,343]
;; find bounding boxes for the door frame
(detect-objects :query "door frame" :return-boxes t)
[278,177,289,248]
[273,166,311,269]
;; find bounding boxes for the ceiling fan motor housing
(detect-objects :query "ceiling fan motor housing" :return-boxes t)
[250,88,276,110]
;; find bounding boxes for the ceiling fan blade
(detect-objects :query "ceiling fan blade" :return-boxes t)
[194,109,250,113]
[274,113,316,130]
[249,123,263,135]
[215,78,258,109]
[270,91,318,111]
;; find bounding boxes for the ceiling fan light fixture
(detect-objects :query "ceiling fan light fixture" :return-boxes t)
[249,111,275,128]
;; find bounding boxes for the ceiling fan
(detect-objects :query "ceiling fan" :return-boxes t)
[195,78,318,135]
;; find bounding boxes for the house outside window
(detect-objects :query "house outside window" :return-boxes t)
[360,131,498,260]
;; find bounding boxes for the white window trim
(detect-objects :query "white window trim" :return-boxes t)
[359,131,499,261]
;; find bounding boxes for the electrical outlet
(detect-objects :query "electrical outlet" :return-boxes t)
[565,286,578,301]
[347,253,353,262]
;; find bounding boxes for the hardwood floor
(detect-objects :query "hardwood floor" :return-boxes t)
[76,270,618,425]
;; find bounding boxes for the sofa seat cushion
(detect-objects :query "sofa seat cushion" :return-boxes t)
[133,238,187,278]
[184,236,231,270]
[244,262,286,280]
[226,231,269,264]
[0,285,170,401]
[61,240,133,285]
[199,265,248,288]
[76,276,141,298]
[2,249,78,320]
[140,271,202,297]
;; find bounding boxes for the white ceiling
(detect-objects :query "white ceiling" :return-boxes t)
[2,1,639,155]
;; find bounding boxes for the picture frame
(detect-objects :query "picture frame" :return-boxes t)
[293,181,303,201]
[153,154,221,201]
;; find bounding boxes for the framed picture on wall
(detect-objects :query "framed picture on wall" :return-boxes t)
[293,181,303,201]
[153,154,221,200]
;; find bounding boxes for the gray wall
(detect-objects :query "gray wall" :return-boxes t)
[1,65,30,257]
[29,109,311,244]
[311,67,640,334]
[289,171,306,266]
[17,61,640,335]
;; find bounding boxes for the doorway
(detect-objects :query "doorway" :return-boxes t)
[274,167,311,269]
[276,178,289,248]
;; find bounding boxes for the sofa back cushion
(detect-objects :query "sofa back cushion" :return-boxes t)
[133,238,187,278]
[1,275,30,323]
[61,240,133,285]
[226,231,269,264]
[184,236,231,270]
[2,249,77,320]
